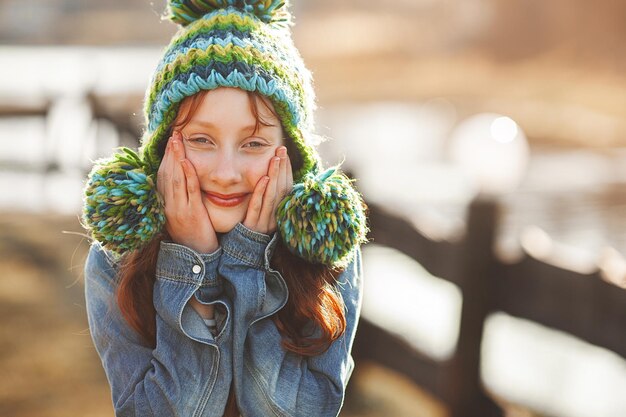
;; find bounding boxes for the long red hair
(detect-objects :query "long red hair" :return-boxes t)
[116,91,346,417]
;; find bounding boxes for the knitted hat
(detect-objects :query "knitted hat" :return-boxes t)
[83,0,368,267]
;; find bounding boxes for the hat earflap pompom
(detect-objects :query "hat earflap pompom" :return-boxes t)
[276,166,368,268]
[83,148,165,256]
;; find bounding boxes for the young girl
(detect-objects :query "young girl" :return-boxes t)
[82,1,367,417]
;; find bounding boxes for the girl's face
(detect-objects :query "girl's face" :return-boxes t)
[175,87,284,233]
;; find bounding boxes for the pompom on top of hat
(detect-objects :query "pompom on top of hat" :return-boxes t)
[276,166,369,268]
[83,148,165,256]
[167,0,292,26]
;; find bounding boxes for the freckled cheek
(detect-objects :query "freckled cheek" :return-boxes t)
[244,156,273,186]
[184,152,213,175]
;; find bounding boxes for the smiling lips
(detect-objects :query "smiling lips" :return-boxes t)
[203,191,249,207]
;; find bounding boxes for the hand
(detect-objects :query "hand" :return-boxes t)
[157,131,218,254]
[243,146,293,234]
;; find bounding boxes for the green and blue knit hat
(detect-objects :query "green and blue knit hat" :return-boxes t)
[83,0,368,267]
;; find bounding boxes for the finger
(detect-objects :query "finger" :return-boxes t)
[159,139,176,234]
[277,146,288,197]
[244,176,269,227]
[174,131,185,156]
[285,150,293,193]
[157,138,171,181]
[258,156,280,228]
[266,151,288,232]
[181,159,201,208]
[171,134,188,206]
[158,137,174,201]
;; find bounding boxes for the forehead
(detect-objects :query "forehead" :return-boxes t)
[180,87,279,127]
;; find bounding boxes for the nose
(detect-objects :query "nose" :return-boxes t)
[208,149,242,186]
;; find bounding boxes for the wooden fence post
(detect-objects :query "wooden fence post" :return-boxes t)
[445,196,502,417]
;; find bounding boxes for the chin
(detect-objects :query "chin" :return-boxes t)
[207,207,246,234]
[212,221,239,233]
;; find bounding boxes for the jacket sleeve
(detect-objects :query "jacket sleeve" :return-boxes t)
[218,223,364,417]
[84,241,232,417]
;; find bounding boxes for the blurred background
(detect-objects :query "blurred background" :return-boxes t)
[1,0,626,416]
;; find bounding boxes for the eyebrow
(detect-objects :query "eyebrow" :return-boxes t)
[187,119,277,131]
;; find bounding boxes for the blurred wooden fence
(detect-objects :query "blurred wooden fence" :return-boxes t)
[353,199,626,417]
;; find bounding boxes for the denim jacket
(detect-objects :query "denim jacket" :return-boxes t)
[84,223,363,417]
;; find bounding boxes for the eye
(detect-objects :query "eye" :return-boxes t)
[184,136,214,147]
[243,139,268,149]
